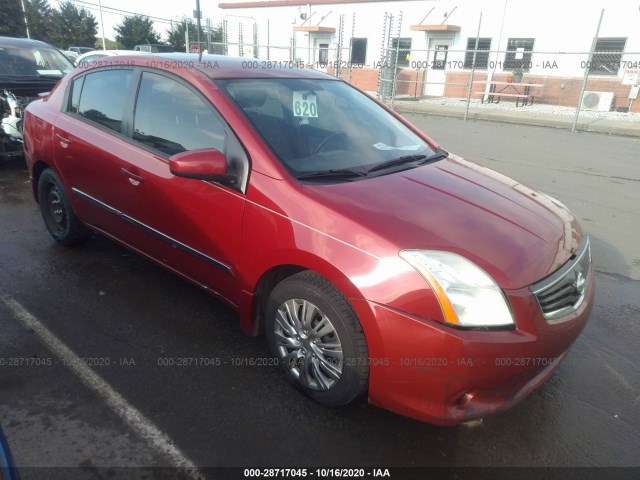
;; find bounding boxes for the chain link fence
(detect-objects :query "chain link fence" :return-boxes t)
[203,10,639,133]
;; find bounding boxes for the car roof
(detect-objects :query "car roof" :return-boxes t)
[0,36,57,49]
[113,53,336,80]
[75,49,148,62]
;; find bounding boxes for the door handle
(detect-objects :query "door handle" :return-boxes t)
[54,132,70,147]
[120,167,144,186]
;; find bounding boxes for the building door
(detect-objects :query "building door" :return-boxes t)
[424,37,453,96]
[313,36,331,72]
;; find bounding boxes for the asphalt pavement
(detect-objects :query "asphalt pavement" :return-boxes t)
[0,117,639,479]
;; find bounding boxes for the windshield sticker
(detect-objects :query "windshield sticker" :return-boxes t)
[36,69,63,76]
[373,142,422,151]
[293,91,318,118]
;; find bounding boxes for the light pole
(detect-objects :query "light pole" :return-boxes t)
[19,0,30,39]
[98,0,106,50]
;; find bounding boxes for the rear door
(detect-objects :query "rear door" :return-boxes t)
[53,68,136,239]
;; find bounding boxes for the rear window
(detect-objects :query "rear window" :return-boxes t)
[74,69,133,133]
[0,45,73,77]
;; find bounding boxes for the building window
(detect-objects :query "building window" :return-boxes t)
[350,38,367,65]
[464,37,491,69]
[391,37,411,67]
[503,38,534,71]
[589,37,626,75]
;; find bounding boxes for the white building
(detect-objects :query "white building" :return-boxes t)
[214,0,640,111]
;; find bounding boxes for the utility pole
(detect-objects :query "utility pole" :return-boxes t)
[195,0,202,60]
[185,18,190,53]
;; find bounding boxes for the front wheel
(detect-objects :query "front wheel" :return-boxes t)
[265,271,369,406]
[37,169,92,246]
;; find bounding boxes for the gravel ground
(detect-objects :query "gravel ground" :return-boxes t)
[412,96,640,122]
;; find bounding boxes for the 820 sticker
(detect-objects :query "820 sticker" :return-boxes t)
[293,91,318,118]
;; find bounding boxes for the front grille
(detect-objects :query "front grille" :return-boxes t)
[530,237,591,321]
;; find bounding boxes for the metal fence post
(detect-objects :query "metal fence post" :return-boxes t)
[253,23,258,58]
[573,8,604,132]
[390,11,403,110]
[464,12,482,121]
[336,14,344,78]
[377,12,390,98]
[348,12,355,83]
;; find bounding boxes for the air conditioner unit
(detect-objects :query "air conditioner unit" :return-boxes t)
[581,91,614,112]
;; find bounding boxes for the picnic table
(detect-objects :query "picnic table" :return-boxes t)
[473,80,544,107]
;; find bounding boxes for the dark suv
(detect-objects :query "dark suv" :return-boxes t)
[0,36,73,159]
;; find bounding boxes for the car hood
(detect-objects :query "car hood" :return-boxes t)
[301,155,580,290]
[0,78,60,96]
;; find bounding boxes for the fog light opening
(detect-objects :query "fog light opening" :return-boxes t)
[453,390,477,408]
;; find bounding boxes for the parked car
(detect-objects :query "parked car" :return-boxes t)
[62,50,80,63]
[133,44,174,53]
[23,54,594,425]
[0,36,73,159]
[75,49,146,66]
[68,46,95,55]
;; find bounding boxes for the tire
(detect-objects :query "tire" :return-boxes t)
[37,169,92,246]
[265,271,369,406]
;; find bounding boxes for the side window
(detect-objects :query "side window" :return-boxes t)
[69,75,85,114]
[133,72,226,156]
[76,69,133,133]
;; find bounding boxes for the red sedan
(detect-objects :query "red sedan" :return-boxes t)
[23,54,594,425]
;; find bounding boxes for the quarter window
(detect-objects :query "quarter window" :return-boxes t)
[69,76,84,114]
[75,69,133,133]
[132,72,226,156]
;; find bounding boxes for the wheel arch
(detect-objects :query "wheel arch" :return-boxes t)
[31,160,52,203]
[240,254,367,337]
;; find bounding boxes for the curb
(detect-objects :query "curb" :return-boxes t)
[393,104,640,138]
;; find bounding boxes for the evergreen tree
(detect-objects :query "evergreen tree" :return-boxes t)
[114,15,160,49]
[24,0,53,43]
[48,1,97,49]
[0,0,27,37]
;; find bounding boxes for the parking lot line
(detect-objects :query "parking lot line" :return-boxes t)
[0,294,203,478]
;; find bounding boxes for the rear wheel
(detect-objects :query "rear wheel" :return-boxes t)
[37,169,92,246]
[265,271,369,406]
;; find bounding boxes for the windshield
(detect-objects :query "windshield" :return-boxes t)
[0,45,74,78]
[218,78,437,179]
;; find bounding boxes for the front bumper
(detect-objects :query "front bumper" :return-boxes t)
[351,263,594,426]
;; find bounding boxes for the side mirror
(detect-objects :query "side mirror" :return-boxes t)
[169,148,239,185]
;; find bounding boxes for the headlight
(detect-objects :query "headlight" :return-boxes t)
[399,250,514,328]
